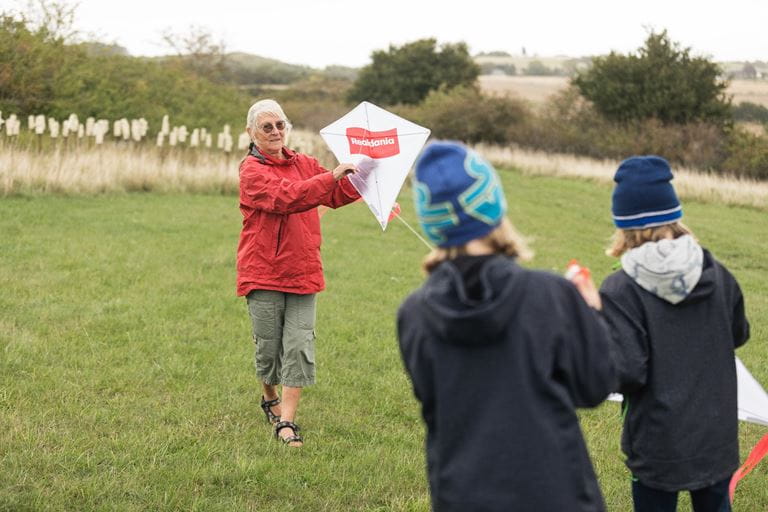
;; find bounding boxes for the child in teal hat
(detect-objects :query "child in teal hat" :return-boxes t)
[397,141,615,511]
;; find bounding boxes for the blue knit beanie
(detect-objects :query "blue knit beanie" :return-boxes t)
[413,141,507,247]
[612,156,682,229]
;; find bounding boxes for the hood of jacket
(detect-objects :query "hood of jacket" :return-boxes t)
[620,234,712,304]
[419,255,527,346]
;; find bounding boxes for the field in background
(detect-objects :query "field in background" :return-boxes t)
[479,75,768,108]
[476,144,768,210]
[1,170,767,511]
[730,80,768,107]
[0,130,327,196]
[3,130,766,211]
[479,75,570,104]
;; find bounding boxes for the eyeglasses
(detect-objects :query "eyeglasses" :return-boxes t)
[259,120,286,133]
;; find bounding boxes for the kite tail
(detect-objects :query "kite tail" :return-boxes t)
[729,432,768,503]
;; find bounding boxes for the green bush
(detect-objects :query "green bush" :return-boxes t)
[572,30,731,126]
[0,13,82,114]
[399,86,530,144]
[722,128,768,179]
[516,87,728,169]
[0,11,249,132]
[347,39,480,106]
[732,102,768,124]
[523,60,559,76]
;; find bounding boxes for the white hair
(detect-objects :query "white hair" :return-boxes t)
[246,99,292,132]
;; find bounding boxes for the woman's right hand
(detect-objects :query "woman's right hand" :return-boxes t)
[332,163,357,181]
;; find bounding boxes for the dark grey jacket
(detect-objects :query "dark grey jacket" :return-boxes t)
[600,248,750,491]
[397,255,615,512]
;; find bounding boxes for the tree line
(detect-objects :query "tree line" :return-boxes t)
[1,1,766,179]
[345,32,767,180]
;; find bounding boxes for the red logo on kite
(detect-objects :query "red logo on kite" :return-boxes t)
[346,127,400,158]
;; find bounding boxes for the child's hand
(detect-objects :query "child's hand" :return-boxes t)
[566,260,602,310]
[572,272,602,310]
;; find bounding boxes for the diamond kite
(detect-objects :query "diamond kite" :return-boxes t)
[320,101,430,230]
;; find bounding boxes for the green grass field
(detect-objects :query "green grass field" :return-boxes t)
[1,170,766,511]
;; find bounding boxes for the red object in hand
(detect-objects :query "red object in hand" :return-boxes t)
[565,259,590,281]
[388,202,401,222]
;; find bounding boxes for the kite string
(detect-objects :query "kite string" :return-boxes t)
[394,213,433,250]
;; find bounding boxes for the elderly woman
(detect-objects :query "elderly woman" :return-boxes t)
[237,99,360,447]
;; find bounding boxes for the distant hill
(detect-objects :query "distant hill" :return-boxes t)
[720,61,768,79]
[79,42,131,57]
[475,52,768,79]
[225,53,359,84]
[475,54,592,77]
[73,44,768,85]
[225,52,312,84]
[121,50,356,86]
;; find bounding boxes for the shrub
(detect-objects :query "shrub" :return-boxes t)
[0,8,249,132]
[732,102,768,124]
[400,86,530,145]
[722,129,768,180]
[572,30,731,126]
[518,87,728,169]
[523,60,559,76]
[347,39,480,106]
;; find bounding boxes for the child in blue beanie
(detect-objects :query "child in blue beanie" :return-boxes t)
[599,155,750,512]
[397,141,615,512]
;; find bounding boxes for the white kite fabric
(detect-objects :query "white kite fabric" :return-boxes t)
[735,357,768,426]
[608,357,768,426]
[320,101,430,230]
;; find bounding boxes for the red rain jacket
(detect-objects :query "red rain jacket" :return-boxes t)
[236,147,360,296]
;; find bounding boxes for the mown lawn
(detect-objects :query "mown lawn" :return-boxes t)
[1,169,766,511]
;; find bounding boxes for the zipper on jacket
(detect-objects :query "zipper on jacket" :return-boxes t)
[275,217,284,257]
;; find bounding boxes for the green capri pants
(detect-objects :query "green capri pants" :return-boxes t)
[246,290,317,388]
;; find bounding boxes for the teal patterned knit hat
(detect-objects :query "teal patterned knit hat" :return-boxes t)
[413,141,507,247]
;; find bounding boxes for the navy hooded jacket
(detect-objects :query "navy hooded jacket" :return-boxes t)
[397,255,615,512]
[600,248,750,491]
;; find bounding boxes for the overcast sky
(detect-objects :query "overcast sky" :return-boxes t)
[25,0,768,68]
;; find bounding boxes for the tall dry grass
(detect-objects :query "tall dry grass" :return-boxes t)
[1,143,240,195]
[0,130,332,196]
[1,130,766,210]
[476,144,768,210]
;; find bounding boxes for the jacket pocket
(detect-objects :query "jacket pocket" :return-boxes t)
[296,294,317,330]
